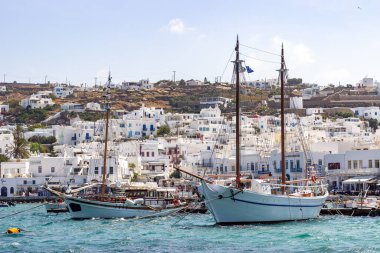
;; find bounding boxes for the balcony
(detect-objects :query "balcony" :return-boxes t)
[258,170,272,175]
[290,168,303,173]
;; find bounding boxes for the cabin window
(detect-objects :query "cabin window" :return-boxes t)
[369,160,373,168]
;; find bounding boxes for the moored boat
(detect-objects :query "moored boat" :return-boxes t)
[190,37,328,224]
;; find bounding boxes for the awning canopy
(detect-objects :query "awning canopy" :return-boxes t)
[342,176,376,184]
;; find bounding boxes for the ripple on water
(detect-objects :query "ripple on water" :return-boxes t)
[1,205,380,252]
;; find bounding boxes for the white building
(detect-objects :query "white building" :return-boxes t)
[121,79,154,90]
[53,83,73,98]
[86,102,102,111]
[20,91,54,109]
[185,79,203,86]
[61,103,84,112]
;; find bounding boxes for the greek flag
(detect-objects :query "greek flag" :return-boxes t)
[246,66,254,73]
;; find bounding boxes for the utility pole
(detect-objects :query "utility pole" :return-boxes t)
[44,75,47,84]
[173,71,176,85]
[94,77,98,88]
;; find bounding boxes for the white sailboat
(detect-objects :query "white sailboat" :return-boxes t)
[64,73,185,219]
[190,36,328,224]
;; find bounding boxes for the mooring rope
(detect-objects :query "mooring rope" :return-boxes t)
[0,203,46,220]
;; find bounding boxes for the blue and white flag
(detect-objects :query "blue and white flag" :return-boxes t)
[246,66,254,73]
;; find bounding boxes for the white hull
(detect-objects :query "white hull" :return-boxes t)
[64,196,183,219]
[200,181,328,224]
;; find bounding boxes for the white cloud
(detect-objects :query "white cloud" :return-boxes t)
[272,36,315,65]
[166,18,185,33]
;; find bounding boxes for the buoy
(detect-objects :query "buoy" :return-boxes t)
[6,228,21,234]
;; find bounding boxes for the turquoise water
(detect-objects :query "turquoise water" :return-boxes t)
[1,204,380,253]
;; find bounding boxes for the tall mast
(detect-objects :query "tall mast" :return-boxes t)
[280,44,286,193]
[100,72,112,199]
[234,35,241,188]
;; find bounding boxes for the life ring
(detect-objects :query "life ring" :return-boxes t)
[311,176,317,183]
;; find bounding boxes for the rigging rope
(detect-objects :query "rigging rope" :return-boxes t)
[240,44,281,56]
[220,49,235,81]
[240,52,280,64]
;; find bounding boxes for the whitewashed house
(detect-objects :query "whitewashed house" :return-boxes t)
[20,91,54,109]
[53,83,73,98]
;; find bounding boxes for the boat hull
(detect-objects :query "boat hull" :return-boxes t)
[200,181,328,224]
[64,196,183,219]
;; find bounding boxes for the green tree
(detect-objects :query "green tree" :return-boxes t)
[169,169,181,179]
[10,125,30,159]
[287,78,302,85]
[179,79,186,86]
[368,118,378,132]
[0,154,9,162]
[157,124,171,136]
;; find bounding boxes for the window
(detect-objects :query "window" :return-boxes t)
[51,167,55,173]
[353,160,358,169]
[286,160,289,170]
[38,166,42,173]
[376,160,380,168]
[290,160,294,170]
[296,160,300,169]
[348,160,352,169]
[369,160,373,168]
[141,152,144,157]
[318,159,323,166]
[23,180,27,185]
[328,163,340,170]
[109,167,113,174]
[32,180,36,185]
[94,167,99,174]
[359,160,363,169]
[151,152,154,157]
[147,152,149,157]
[10,187,14,194]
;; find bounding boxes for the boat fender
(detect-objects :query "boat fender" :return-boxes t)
[133,198,144,205]
[6,228,21,234]
[125,198,135,205]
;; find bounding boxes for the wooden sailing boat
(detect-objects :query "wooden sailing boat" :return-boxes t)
[197,36,328,224]
[64,73,185,219]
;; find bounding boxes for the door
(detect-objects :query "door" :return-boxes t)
[1,187,7,197]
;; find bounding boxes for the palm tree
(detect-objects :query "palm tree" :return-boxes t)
[10,125,30,159]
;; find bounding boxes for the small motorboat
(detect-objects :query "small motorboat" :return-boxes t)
[0,202,9,207]
[45,199,68,213]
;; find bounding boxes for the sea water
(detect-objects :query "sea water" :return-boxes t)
[0,204,379,252]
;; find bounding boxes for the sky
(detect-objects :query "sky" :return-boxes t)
[0,0,378,86]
